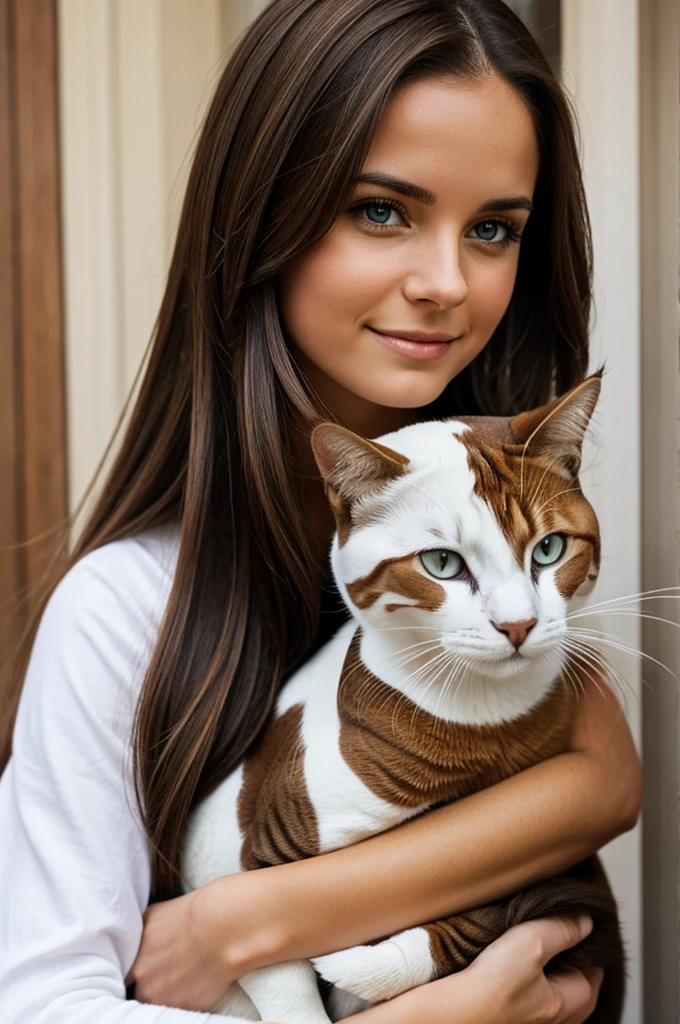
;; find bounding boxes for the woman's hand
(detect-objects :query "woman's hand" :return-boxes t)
[349,914,602,1024]
[129,879,602,1024]
[127,885,240,1011]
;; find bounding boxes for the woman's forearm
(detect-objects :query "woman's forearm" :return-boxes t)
[209,673,640,976]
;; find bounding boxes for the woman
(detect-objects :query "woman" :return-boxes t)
[0,1,640,1022]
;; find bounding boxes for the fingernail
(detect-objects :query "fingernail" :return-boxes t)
[578,914,594,937]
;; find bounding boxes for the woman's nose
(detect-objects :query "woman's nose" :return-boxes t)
[402,240,468,309]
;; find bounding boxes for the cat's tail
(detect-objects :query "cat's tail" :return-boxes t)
[505,856,625,1024]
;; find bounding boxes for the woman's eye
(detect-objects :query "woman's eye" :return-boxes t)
[532,533,566,567]
[469,219,522,247]
[354,199,405,228]
[420,549,465,580]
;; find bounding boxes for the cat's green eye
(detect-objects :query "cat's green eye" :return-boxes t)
[532,533,566,567]
[420,549,464,580]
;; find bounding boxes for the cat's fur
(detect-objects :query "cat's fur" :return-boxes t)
[182,373,624,1024]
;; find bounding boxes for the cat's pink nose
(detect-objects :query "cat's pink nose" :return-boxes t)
[493,618,537,650]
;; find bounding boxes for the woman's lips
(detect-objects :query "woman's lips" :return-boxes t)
[367,326,461,361]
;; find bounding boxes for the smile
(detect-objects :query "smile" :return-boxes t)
[367,326,463,361]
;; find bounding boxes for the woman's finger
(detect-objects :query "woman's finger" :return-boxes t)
[514,913,594,968]
[550,965,603,1024]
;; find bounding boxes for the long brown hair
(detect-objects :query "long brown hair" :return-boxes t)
[1,0,592,899]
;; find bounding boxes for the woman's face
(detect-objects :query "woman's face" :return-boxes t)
[279,73,540,434]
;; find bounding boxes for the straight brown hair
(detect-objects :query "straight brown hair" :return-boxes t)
[1,0,592,899]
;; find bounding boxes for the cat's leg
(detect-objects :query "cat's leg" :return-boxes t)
[313,905,506,1004]
[238,959,331,1024]
[315,865,624,1017]
[212,981,260,1019]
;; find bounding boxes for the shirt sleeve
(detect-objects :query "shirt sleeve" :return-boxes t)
[0,541,248,1023]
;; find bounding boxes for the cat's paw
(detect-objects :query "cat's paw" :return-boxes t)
[312,928,435,1003]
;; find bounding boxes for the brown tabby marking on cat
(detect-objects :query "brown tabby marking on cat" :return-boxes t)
[337,634,576,808]
[346,555,446,613]
[423,861,623,989]
[457,430,537,564]
[455,419,600,591]
[555,539,599,599]
[426,909,500,974]
[238,704,319,869]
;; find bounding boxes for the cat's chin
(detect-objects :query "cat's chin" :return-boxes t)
[474,656,529,680]
[471,650,553,681]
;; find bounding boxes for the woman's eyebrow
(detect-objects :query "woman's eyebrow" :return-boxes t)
[356,172,437,206]
[477,196,534,213]
[355,171,533,213]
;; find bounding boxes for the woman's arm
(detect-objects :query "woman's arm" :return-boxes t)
[0,543,243,1023]
[229,669,640,963]
[131,669,640,1009]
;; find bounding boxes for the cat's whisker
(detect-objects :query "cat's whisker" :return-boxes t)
[567,609,680,632]
[567,586,680,615]
[399,650,453,698]
[553,655,585,704]
[561,634,658,703]
[410,653,463,732]
[567,646,638,716]
[432,654,466,722]
[560,647,634,721]
[547,651,583,701]
[560,639,634,708]
[383,649,453,724]
[565,626,678,681]
[526,451,570,509]
[443,656,472,715]
[368,640,445,683]
[533,485,582,519]
[561,643,615,702]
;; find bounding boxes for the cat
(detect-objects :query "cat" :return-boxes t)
[182,371,624,1024]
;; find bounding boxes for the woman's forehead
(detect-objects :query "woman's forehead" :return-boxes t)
[359,75,540,207]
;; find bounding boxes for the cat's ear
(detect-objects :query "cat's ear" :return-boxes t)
[509,371,602,476]
[311,423,409,503]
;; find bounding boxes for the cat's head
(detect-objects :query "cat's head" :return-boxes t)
[312,374,601,685]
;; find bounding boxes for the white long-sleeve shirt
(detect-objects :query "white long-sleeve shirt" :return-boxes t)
[0,526,249,1023]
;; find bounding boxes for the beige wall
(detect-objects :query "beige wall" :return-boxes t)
[58,0,267,512]
[561,4,642,1020]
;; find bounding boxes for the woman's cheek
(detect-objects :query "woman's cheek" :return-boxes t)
[282,230,390,327]
[470,256,520,335]
[322,230,402,307]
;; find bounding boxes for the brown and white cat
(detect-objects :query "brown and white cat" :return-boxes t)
[182,372,624,1024]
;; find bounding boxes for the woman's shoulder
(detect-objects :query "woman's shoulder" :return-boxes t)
[13,524,181,759]
[63,520,180,598]
[45,519,181,668]
[49,521,180,636]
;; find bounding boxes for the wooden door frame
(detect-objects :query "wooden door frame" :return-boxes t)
[0,0,66,663]
[639,0,680,1020]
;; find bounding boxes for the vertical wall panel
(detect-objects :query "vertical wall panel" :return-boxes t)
[0,0,24,655]
[0,0,66,675]
[562,2,642,1022]
[639,0,680,1019]
[13,0,67,588]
